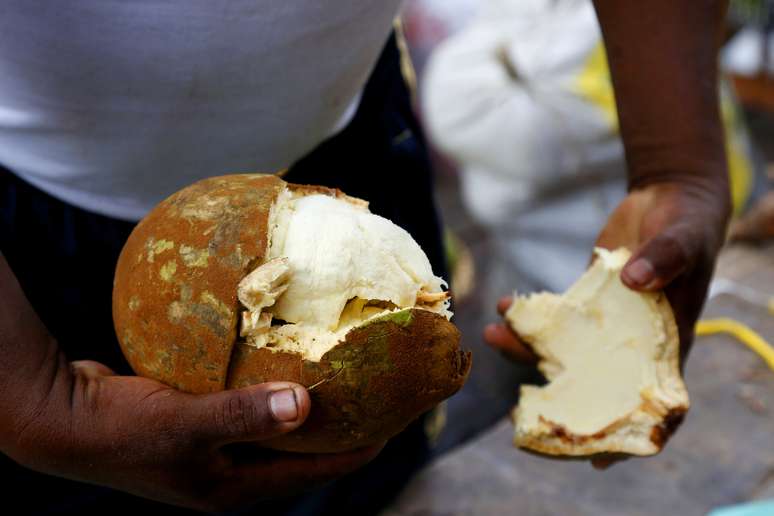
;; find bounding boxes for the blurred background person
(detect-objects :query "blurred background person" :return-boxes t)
[420,0,760,296]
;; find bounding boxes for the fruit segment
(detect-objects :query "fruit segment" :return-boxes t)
[507,248,689,457]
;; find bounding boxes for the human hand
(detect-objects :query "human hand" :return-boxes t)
[486,181,729,361]
[590,181,729,468]
[5,360,383,512]
[484,180,730,468]
[594,180,729,359]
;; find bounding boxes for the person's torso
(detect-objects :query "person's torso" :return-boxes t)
[0,1,403,220]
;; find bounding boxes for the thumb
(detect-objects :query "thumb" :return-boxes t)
[184,382,311,446]
[621,227,695,292]
[70,360,118,378]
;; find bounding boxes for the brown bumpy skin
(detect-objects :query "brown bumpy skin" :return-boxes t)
[228,309,471,453]
[113,174,287,393]
[113,174,471,451]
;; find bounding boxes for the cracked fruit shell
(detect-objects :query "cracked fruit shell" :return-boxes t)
[112,174,471,453]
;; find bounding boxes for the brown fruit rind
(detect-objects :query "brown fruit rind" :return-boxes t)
[113,174,471,452]
[113,174,292,393]
[228,309,471,453]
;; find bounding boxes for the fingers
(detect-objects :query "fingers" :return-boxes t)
[226,443,385,500]
[484,323,537,363]
[196,444,385,512]
[70,360,117,378]
[184,383,311,446]
[488,297,537,363]
[622,229,693,292]
[496,296,513,316]
[591,457,614,470]
[591,452,628,470]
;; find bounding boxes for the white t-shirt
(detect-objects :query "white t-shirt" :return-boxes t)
[0,1,403,220]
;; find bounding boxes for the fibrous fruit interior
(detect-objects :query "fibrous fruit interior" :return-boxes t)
[506,248,689,457]
[238,188,451,361]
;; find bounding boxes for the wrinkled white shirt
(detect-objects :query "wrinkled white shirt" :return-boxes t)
[0,1,402,220]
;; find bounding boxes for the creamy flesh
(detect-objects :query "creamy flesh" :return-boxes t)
[507,248,689,456]
[238,190,450,361]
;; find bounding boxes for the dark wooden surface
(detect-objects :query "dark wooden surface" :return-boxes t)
[384,244,774,516]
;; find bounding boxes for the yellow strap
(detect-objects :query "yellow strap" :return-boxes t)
[696,318,774,372]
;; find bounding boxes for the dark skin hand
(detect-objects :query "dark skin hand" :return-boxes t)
[485,182,730,364]
[0,253,383,512]
[484,0,732,469]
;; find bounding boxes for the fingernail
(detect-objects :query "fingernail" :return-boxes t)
[269,389,299,422]
[625,258,655,287]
